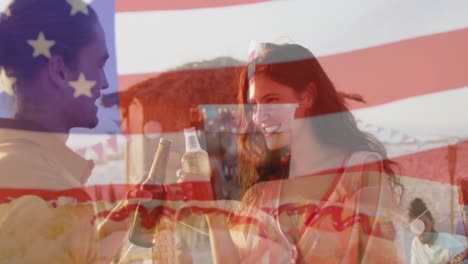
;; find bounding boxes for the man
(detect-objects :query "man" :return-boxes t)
[409,198,467,264]
[0,1,131,262]
[0,0,108,189]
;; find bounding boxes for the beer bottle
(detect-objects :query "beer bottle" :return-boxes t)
[129,138,171,247]
[181,127,211,181]
[179,127,212,250]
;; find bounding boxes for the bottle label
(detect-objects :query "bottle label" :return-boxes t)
[181,151,211,180]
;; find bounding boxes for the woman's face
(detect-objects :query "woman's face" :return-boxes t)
[248,75,308,150]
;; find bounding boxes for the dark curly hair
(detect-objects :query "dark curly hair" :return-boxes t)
[0,0,98,83]
[409,198,433,221]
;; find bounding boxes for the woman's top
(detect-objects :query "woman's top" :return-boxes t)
[229,151,404,263]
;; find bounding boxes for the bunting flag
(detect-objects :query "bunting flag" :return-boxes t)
[121,128,132,143]
[390,130,399,139]
[76,147,88,158]
[400,134,410,143]
[106,135,119,153]
[91,142,105,160]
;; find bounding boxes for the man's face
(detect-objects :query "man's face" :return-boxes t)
[64,21,109,129]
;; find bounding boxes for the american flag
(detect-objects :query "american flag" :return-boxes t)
[1,0,467,262]
[106,0,468,224]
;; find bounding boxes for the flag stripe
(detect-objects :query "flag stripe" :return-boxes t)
[1,141,466,203]
[118,73,159,92]
[321,28,468,109]
[117,28,468,111]
[394,141,468,185]
[115,0,271,12]
[353,87,468,141]
[114,1,468,75]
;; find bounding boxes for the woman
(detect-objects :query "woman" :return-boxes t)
[204,43,405,263]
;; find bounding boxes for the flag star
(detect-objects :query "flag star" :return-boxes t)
[1,0,12,16]
[27,32,55,59]
[66,0,89,16]
[0,68,16,96]
[69,73,96,98]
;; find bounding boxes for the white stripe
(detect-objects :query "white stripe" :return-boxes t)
[353,87,468,153]
[115,0,468,74]
[66,87,468,147]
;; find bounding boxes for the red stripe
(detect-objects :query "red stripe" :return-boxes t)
[115,0,271,12]
[1,141,466,204]
[320,28,468,109]
[0,185,132,203]
[394,141,468,185]
[118,28,468,109]
[0,182,215,204]
[118,73,160,93]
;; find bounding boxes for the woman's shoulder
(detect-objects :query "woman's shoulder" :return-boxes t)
[344,151,383,167]
[344,151,384,178]
[331,151,386,198]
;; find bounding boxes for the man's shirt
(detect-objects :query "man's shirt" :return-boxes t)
[0,119,100,263]
[411,232,467,264]
[0,119,94,190]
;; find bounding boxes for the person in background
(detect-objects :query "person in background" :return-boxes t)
[409,198,467,264]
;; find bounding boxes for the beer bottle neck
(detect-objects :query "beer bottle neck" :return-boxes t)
[185,133,201,152]
[146,138,171,184]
